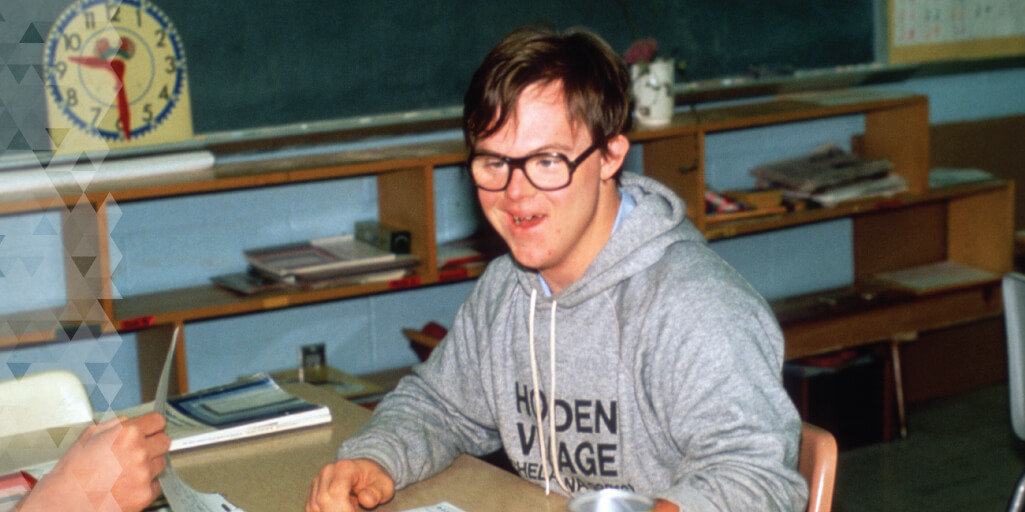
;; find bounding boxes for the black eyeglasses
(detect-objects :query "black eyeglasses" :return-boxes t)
[467,144,599,192]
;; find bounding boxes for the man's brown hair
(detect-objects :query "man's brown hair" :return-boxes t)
[462,26,630,154]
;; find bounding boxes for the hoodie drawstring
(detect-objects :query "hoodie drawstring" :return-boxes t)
[528,288,569,494]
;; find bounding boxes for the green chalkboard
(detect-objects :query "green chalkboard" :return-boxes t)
[158,0,874,134]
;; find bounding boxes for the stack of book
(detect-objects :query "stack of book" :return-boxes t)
[750,143,905,207]
[117,374,333,452]
[704,188,787,223]
[212,222,418,295]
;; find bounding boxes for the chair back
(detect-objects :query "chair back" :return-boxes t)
[0,370,94,437]
[799,422,838,512]
[1005,272,1025,441]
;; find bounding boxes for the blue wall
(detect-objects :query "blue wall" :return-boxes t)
[3,68,1024,412]
[1,0,1023,411]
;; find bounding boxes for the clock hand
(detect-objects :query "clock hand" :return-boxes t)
[69,55,131,139]
[68,55,112,71]
[68,56,131,140]
[110,59,131,140]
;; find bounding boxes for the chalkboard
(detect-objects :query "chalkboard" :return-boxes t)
[157,0,875,135]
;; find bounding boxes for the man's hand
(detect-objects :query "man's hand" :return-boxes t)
[306,458,395,512]
[18,411,171,512]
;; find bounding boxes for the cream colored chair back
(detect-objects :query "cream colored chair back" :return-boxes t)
[799,422,838,512]
[0,370,94,437]
[1004,272,1025,512]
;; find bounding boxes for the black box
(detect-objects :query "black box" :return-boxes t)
[356,220,411,254]
[783,348,892,450]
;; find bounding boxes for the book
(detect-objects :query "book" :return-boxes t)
[211,267,413,295]
[750,143,893,193]
[120,374,331,452]
[267,366,385,400]
[704,188,787,223]
[245,234,417,281]
[869,260,1001,295]
[779,172,908,207]
[210,270,293,295]
[722,188,782,210]
[436,244,486,270]
[928,167,995,188]
[0,471,35,512]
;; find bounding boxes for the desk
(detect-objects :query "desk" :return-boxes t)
[0,383,567,512]
[172,383,567,512]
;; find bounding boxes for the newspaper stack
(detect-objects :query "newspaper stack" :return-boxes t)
[750,143,905,207]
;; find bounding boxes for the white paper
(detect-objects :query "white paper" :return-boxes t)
[152,326,248,512]
[159,465,243,512]
[402,503,468,512]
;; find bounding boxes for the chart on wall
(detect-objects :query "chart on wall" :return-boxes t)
[888,0,1025,63]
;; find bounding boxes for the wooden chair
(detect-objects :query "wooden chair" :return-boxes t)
[0,370,93,437]
[799,422,838,512]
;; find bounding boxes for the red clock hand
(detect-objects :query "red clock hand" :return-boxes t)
[110,59,131,140]
[68,55,111,71]
[68,56,131,140]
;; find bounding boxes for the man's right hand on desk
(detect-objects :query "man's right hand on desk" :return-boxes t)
[307,458,396,512]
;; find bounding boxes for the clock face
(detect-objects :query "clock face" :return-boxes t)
[43,0,193,153]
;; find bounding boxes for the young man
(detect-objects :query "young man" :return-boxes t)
[307,27,807,512]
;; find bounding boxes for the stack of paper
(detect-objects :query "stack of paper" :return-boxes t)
[750,143,905,207]
[212,233,419,295]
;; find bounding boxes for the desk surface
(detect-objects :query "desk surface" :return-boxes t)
[172,383,569,512]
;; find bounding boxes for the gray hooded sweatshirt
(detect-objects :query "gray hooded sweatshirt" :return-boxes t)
[339,173,809,511]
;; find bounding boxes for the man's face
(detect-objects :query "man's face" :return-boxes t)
[474,81,624,291]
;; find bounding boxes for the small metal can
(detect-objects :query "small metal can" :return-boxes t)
[567,489,655,512]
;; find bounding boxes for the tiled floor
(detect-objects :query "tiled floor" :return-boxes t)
[834,383,1025,512]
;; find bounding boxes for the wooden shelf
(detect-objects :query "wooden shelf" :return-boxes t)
[0,306,111,349]
[112,265,484,330]
[776,280,1003,360]
[704,180,1008,241]
[3,88,1013,398]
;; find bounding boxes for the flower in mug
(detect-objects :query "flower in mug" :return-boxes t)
[623,38,659,65]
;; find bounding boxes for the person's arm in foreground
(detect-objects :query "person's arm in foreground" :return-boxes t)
[16,411,170,512]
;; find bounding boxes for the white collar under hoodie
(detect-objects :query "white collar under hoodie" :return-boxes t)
[339,172,809,511]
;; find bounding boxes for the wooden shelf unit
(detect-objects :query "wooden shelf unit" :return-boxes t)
[640,89,1012,362]
[0,89,1013,398]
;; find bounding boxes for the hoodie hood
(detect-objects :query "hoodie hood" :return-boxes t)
[512,172,705,307]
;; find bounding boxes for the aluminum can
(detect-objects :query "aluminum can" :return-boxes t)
[566,489,655,512]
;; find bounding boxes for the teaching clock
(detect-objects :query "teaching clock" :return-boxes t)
[43,0,193,154]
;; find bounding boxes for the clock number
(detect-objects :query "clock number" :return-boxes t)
[158,85,170,99]
[109,4,142,26]
[65,87,79,107]
[84,11,97,29]
[164,55,177,74]
[142,104,154,124]
[54,61,67,79]
[62,33,82,52]
[89,107,102,127]
[155,29,167,48]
